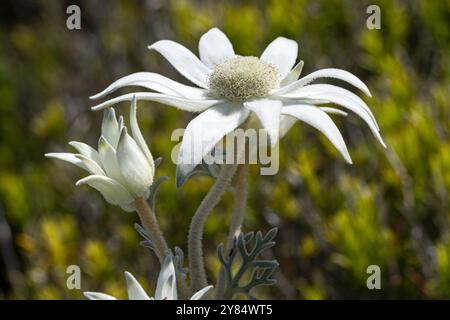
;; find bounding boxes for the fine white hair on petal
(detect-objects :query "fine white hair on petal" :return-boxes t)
[101,107,120,148]
[260,37,298,80]
[276,84,379,130]
[319,107,348,116]
[98,136,126,185]
[199,28,235,68]
[274,68,372,97]
[68,141,102,165]
[243,99,283,146]
[45,152,88,172]
[176,102,249,188]
[91,92,224,113]
[90,72,208,100]
[75,154,105,176]
[130,96,154,173]
[75,174,134,206]
[148,40,211,88]
[116,127,153,198]
[282,88,386,148]
[282,105,353,163]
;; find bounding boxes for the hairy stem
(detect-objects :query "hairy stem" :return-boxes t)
[215,163,249,299]
[188,164,238,293]
[134,197,168,263]
[134,197,190,299]
[174,275,190,299]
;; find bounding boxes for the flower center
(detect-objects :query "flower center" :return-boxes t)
[208,56,278,101]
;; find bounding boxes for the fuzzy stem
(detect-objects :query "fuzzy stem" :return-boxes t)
[188,164,238,293]
[134,197,168,263]
[176,275,191,300]
[134,197,190,299]
[215,163,249,299]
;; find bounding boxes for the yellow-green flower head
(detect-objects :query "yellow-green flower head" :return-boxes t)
[208,56,278,101]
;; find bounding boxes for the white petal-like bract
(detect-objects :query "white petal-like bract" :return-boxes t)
[199,28,235,68]
[148,40,211,88]
[45,152,88,172]
[124,272,151,300]
[176,103,249,187]
[98,136,126,185]
[190,285,213,300]
[76,175,134,206]
[68,141,102,165]
[282,85,386,147]
[282,105,352,163]
[116,127,153,197]
[84,292,118,300]
[155,254,178,300]
[90,72,207,100]
[261,37,298,79]
[244,99,282,146]
[280,60,304,87]
[84,254,214,301]
[319,107,348,116]
[130,96,154,173]
[275,84,378,129]
[92,92,223,113]
[101,108,120,148]
[274,68,371,97]
[75,154,105,176]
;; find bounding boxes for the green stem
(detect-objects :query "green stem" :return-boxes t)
[188,164,238,293]
[215,163,249,299]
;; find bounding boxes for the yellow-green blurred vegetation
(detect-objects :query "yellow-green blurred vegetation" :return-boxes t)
[0,0,449,299]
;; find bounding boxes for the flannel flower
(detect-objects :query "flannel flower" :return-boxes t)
[84,254,213,300]
[45,97,154,211]
[91,27,386,186]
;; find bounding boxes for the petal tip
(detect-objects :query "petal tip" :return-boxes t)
[118,126,127,141]
[175,165,189,189]
[83,292,93,300]
[75,177,86,187]
[124,271,133,280]
[89,93,102,100]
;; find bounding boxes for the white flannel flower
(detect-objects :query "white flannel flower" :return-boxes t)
[91,27,386,186]
[45,97,154,211]
[84,254,213,300]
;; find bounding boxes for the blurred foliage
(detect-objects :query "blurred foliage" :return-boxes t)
[0,0,449,299]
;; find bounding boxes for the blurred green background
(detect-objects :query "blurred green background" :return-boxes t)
[0,0,449,299]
